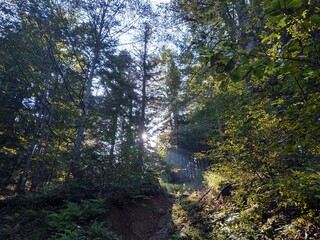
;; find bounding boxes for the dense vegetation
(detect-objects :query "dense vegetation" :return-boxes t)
[0,0,319,239]
[166,0,320,238]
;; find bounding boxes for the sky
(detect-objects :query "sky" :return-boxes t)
[119,0,171,46]
[104,0,173,148]
[150,0,171,4]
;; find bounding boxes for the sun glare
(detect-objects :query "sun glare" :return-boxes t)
[142,132,148,141]
[149,140,157,148]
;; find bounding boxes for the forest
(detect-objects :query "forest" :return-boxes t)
[0,0,319,239]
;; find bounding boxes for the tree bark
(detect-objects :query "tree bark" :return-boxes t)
[17,127,39,193]
[69,54,98,178]
[137,23,151,169]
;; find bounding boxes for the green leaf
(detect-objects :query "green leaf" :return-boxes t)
[311,14,320,24]
[266,0,282,15]
[216,63,226,73]
[277,18,287,28]
[249,49,259,57]
[287,0,303,9]
[198,56,209,64]
[252,59,265,68]
[271,99,285,106]
[230,68,241,82]
[253,67,264,78]
[225,58,236,72]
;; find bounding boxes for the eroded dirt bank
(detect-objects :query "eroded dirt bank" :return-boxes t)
[106,192,173,240]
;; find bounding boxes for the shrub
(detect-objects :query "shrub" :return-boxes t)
[46,197,118,240]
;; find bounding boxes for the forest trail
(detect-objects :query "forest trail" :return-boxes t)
[106,192,174,240]
[148,203,173,240]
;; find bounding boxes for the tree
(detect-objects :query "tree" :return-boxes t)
[0,0,66,192]
[0,0,146,191]
[57,0,128,178]
[165,0,320,237]
[160,50,181,145]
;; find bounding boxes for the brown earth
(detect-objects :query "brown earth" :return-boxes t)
[106,192,173,240]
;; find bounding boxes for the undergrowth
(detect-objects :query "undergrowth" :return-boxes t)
[0,175,163,240]
[0,193,118,240]
[45,197,118,240]
[168,166,320,240]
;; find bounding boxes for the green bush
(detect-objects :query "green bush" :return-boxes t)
[46,197,118,240]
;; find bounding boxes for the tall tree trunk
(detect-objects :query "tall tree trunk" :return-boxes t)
[17,127,39,193]
[109,104,120,163]
[138,23,150,169]
[17,97,47,193]
[69,54,98,178]
[30,108,53,191]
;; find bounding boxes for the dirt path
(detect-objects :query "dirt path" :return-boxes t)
[148,198,174,240]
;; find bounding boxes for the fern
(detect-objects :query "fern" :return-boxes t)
[45,196,118,239]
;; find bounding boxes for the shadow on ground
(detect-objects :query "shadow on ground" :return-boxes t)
[106,191,174,240]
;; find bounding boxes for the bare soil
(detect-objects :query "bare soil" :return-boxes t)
[106,192,173,240]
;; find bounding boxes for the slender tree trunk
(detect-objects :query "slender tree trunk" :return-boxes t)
[172,96,179,146]
[137,23,150,169]
[214,93,223,136]
[109,104,120,163]
[30,114,52,191]
[38,98,55,187]
[17,135,38,193]
[17,98,46,193]
[69,54,98,178]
